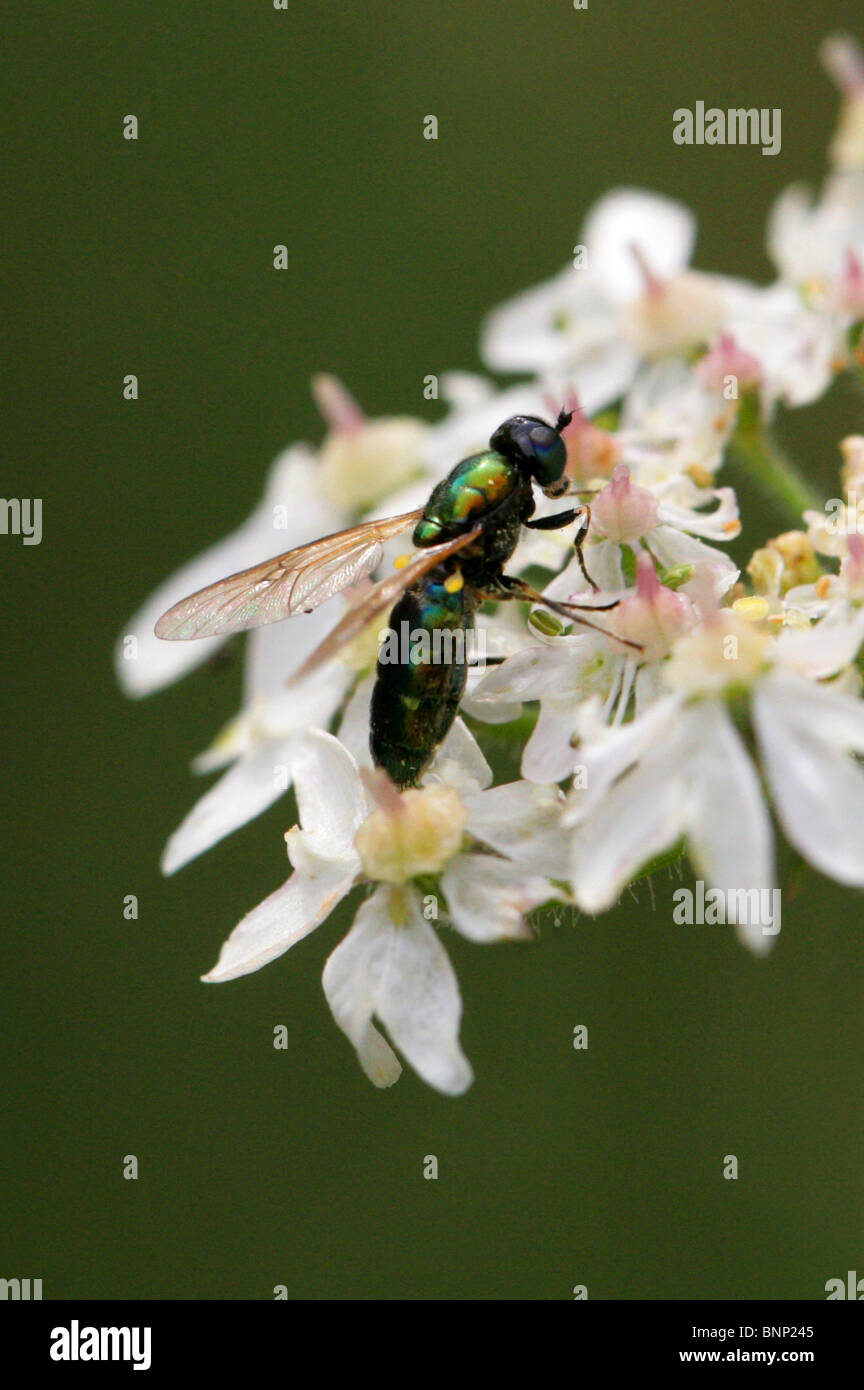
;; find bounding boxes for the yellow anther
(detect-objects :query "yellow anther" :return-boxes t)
[723,519,742,536]
[815,575,833,598]
[444,571,464,593]
[393,553,411,570]
[732,596,770,621]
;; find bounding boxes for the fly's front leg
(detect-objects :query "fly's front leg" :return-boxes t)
[524,503,598,591]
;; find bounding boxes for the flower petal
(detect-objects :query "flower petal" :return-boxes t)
[322,888,473,1094]
[754,672,864,885]
[203,866,355,983]
[287,729,368,870]
[442,854,557,941]
[774,606,864,680]
[115,445,337,698]
[465,781,572,878]
[585,188,696,304]
[161,736,299,875]
[569,742,690,912]
[684,700,776,956]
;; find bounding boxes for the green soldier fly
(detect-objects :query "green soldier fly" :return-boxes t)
[155,411,639,787]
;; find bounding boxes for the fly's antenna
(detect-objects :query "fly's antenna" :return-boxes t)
[555,407,574,434]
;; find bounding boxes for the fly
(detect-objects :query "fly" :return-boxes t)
[155,410,640,787]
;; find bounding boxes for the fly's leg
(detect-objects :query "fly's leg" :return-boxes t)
[524,503,598,591]
[476,574,642,653]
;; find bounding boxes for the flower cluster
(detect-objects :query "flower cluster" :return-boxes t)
[119,35,864,1094]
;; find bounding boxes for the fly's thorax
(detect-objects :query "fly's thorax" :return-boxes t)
[413,450,525,547]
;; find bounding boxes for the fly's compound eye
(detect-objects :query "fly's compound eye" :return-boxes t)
[526,424,567,489]
[490,414,568,487]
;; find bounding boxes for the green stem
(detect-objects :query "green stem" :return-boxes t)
[728,419,823,522]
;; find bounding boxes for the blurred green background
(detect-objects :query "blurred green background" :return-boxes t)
[3,0,863,1300]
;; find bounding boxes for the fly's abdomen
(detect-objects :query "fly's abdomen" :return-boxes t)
[370,575,474,789]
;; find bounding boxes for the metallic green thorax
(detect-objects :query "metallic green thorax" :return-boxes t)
[370,449,537,788]
[412,450,533,582]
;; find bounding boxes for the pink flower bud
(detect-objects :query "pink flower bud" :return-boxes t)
[695,333,763,393]
[591,465,659,542]
[611,552,697,661]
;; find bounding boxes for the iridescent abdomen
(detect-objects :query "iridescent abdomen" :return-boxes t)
[370,573,476,789]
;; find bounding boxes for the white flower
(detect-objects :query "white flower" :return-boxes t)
[471,550,697,783]
[114,444,339,698]
[202,730,561,1093]
[768,174,864,296]
[618,358,740,484]
[560,604,864,952]
[722,281,843,410]
[311,374,429,512]
[482,189,750,413]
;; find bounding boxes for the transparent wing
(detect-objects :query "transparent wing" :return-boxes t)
[290,527,483,683]
[155,508,425,641]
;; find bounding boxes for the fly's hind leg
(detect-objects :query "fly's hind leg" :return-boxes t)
[524,503,598,591]
[476,574,643,654]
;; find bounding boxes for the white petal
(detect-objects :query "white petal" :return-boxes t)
[203,866,355,983]
[426,716,492,794]
[336,675,375,767]
[754,673,864,885]
[115,445,338,699]
[481,269,583,374]
[320,889,403,1088]
[161,736,299,875]
[684,701,776,956]
[470,644,564,704]
[766,183,815,281]
[774,607,864,680]
[569,740,690,912]
[584,188,696,304]
[724,281,837,409]
[243,601,349,702]
[563,694,682,826]
[560,342,642,415]
[522,703,583,784]
[646,525,738,591]
[441,855,558,941]
[322,888,472,1095]
[192,658,351,776]
[520,644,624,785]
[655,486,740,542]
[286,730,367,871]
[465,781,572,878]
